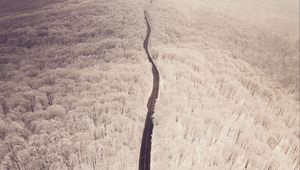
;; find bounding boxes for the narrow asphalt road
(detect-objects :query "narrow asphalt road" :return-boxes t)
[139,10,160,170]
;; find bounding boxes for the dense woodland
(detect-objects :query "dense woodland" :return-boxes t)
[149,0,299,169]
[0,0,299,169]
[0,0,152,169]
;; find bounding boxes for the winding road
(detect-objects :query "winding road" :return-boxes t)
[139,10,160,170]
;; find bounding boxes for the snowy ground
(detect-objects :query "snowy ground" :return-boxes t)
[0,0,299,169]
[149,0,299,169]
[0,0,152,169]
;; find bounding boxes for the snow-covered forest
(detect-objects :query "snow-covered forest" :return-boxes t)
[0,0,299,169]
[0,0,152,169]
[150,0,299,169]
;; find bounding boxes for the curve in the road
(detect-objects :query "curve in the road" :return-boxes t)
[139,10,160,170]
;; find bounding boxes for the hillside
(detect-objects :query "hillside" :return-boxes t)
[0,0,152,169]
[149,0,299,169]
[0,0,299,170]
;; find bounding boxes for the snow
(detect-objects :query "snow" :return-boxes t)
[0,0,298,169]
[150,0,299,169]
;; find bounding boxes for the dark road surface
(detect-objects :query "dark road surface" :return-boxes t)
[139,10,160,170]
